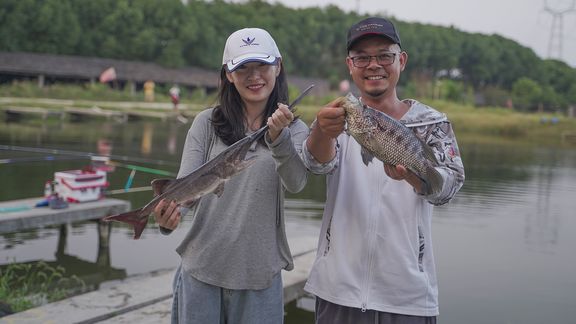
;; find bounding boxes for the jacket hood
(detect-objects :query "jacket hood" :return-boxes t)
[400,99,447,127]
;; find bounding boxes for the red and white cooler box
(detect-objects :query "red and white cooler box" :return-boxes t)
[53,169,109,203]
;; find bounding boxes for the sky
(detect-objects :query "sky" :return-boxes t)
[263,0,576,67]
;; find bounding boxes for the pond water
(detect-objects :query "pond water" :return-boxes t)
[1,117,575,324]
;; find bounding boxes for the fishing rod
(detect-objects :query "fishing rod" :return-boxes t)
[106,186,152,195]
[0,155,85,164]
[0,144,179,167]
[0,145,177,191]
[108,161,176,177]
[107,161,177,192]
[0,149,176,176]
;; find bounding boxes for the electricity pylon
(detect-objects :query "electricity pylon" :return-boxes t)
[544,0,576,60]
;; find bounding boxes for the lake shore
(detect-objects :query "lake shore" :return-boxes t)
[2,95,575,147]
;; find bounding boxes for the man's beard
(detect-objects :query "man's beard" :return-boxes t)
[364,88,386,98]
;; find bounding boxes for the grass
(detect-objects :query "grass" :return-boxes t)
[425,99,576,146]
[2,81,575,147]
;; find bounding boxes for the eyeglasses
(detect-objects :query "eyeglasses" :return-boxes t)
[348,53,399,68]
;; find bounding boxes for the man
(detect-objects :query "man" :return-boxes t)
[301,17,465,324]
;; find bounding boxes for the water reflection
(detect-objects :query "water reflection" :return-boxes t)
[0,222,126,292]
[141,123,153,155]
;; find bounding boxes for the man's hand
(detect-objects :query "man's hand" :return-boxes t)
[306,98,346,163]
[315,98,346,138]
[384,164,424,194]
[153,199,181,230]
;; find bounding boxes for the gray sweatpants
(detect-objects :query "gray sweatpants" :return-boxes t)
[170,265,284,324]
[315,297,437,324]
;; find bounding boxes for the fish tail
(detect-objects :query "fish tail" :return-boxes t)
[103,208,148,239]
[424,167,444,195]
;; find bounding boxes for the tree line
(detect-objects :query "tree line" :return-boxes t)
[1,0,575,112]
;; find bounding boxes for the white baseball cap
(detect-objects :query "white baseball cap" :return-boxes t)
[222,28,282,72]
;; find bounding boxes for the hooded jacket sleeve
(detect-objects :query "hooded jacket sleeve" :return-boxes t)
[265,119,309,193]
[416,120,465,206]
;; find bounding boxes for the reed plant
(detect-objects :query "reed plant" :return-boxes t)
[0,261,85,314]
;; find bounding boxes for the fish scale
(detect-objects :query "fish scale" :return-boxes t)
[341,93,443,195]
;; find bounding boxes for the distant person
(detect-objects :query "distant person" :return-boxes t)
[97,138,112,156]
[91,138,114,172]
[338,79,350,95]
[144,80,155,102]
[169,84,181,112]
[301,17,465,324]
[153,27,308,323]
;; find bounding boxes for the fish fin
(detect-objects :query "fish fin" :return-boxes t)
[214,183,225,197]
[183,199,200,209]
[360,147,374,166]
[151,178,174,196]
[103,208,148,240]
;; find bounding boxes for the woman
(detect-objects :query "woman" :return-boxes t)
[153,28,308,323]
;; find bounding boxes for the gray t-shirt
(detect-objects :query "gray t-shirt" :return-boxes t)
[174,108,309,290]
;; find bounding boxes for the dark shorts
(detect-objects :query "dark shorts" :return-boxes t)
[315,296,437,324]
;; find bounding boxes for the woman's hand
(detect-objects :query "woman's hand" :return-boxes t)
[267,103,294,142]
[153,199,181,230]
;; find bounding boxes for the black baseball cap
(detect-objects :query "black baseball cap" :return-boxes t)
[346,17,402,51]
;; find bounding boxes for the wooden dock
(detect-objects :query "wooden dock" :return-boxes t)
[1,106,64,121]
[0,197,130,234]
[0,235,318,324]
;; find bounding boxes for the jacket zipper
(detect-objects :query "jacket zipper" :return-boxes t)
[361,169,380,312]
[361,223,375,312]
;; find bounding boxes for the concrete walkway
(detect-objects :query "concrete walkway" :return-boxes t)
[0,235,318,324]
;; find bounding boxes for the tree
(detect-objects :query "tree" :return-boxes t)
[1,0,575,109]
[512,77,542,112]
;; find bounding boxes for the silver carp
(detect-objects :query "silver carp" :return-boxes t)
[103,126,268,239]
[340,93,443,195]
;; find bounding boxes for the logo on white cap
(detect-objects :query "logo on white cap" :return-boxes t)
[242,37,257,46]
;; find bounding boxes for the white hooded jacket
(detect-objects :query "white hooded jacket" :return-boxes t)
[301,99,465,316]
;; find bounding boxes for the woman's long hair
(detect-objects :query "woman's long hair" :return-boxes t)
[211,62,288,146]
